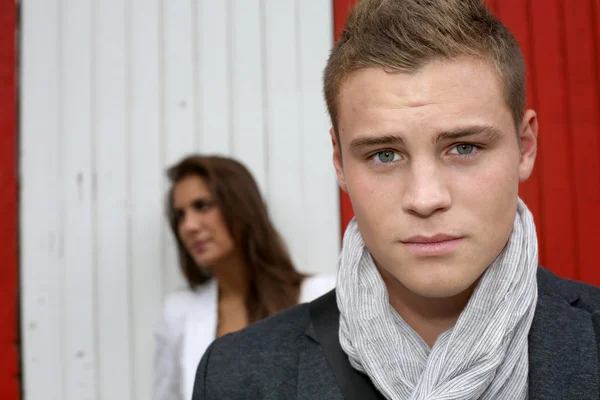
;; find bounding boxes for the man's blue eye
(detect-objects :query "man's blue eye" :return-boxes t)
[377,151,397,163]
[456,144,475,155]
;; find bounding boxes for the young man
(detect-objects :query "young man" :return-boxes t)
[192,0,600,399]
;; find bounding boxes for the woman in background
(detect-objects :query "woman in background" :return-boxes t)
[153,154,335,400]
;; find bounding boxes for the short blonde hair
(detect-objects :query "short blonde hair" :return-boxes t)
[324,0,525,136]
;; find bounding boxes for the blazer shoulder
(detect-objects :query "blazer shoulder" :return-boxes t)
[538,266,600,313]
[193,303,312,399]
[214,302,311,358]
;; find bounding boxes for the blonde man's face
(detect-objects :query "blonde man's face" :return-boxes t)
[331,57,538,299]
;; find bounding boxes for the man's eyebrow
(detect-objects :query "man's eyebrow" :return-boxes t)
[347,126,502,150]
[433,125,503,144]
[349,134,406,151]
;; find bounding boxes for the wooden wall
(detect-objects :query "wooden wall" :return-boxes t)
[19,1,336,399]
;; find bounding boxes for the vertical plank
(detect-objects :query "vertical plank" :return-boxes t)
[595,6,600,297]
[493,0,544,265]
[94,0,133,398]
[263,0,307,270]
[298,0,339,274]
[561,0,600,284]
[230,0,267,193]
[333,0,355,236]
[163,0,196,164]
[595,0,600,122]
[20,2,64,399]
[163,0,196,294]
[0,0,19,397]
[515,0,578,280]
[333,0,357,41]
[196,0,230,154]
[485,0,498,14]
[61,0,97,398]
[130,0,164,398]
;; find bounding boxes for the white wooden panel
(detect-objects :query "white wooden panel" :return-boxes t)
[20,0,64,398]
[163,0,196,294]
[163,0,196,163]
[230,0,267,193]
[263,0,308,271]
[197,0,230,154]
[130,1,164,399]
[21,2,337,399]
[299,0,339,275]
[94,1,133,399]
[61,0,97,398]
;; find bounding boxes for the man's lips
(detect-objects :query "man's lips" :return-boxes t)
[401,234,464,256]
[403,234,461,243]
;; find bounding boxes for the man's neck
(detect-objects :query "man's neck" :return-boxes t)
[377,265,477,348]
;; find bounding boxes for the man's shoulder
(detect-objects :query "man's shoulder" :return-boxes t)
[538,266,600,313]
[216,301,312,351]
[193,303,315,398]
[530,267,600,397]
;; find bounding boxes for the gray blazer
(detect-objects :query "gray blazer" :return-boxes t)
[193,267,600,399]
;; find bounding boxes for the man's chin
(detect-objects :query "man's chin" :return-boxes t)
[407,283,473,299]
[395,269,483,299]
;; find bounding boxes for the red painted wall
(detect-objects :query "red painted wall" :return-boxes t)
[334,0,600,285]
[333,0,359,239]
[0,0,19,397]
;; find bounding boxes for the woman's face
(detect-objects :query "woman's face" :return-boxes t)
[173,174,236,268]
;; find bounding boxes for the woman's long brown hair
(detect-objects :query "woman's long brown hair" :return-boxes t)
[166,154,305,322]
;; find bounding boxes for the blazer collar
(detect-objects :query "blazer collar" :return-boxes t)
[307,270,599,400]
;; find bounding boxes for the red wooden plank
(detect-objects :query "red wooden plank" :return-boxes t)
[525,0,578,280]
[561,0,600,285]
[333,0,357,41]
[485,0,499,14]
[339,185,354,236]
[0,0,19,397]
[594,0,600,180]
[493,0,544,266]
[333,0,358,236]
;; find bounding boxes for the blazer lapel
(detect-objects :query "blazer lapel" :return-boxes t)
[306,291,386,400]
[297,330,345,400]
[528,291,599,400]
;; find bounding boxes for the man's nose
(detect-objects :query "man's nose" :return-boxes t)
[402,160,452,218]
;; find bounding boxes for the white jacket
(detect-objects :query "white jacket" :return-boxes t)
[152,275,335,400]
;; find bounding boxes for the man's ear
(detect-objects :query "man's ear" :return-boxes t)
[518,109,538,182]
[330,128,347,192]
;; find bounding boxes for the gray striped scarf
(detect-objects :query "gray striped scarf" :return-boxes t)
[337,199,538,400]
